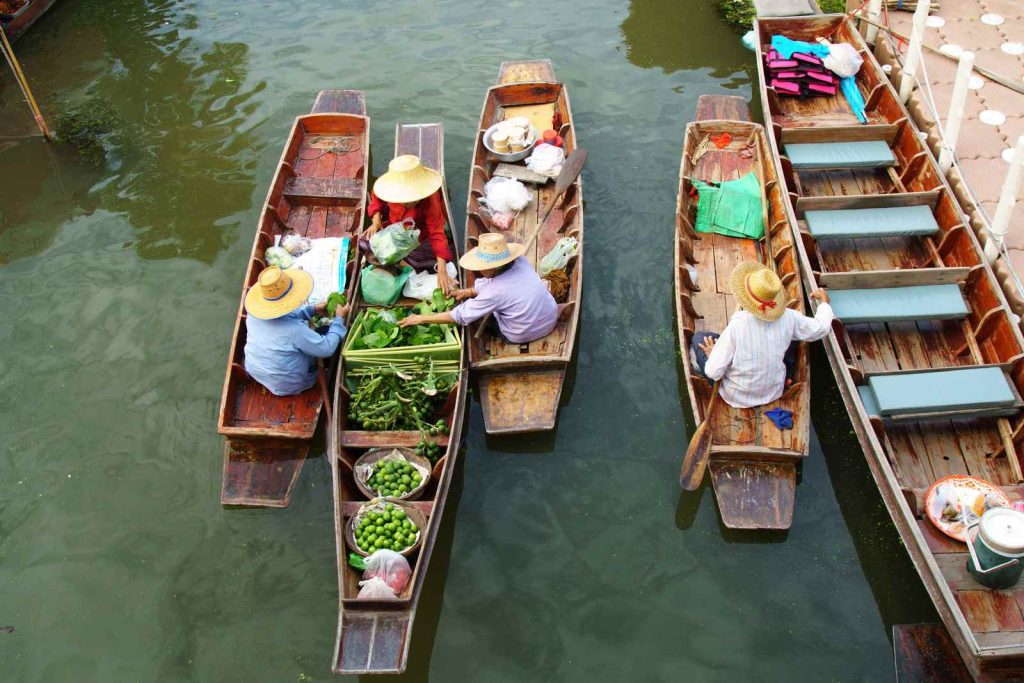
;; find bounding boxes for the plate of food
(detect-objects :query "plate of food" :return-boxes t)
[925,475,1009,542]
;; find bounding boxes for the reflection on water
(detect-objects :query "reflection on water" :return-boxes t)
[0,0,935,680]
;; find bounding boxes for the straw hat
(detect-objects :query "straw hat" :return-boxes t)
[459,232,525,271]
[244,266,314,319]
[729,261,787,321]
[373,155,443,204]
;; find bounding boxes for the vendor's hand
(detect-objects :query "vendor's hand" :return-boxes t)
[314,302,328,315]
[699,336,716,356]
[436,262,456,295]
[810,289,830,304]
[334,304,351,320]
[399,314,426,328]
[453,287,475,301]
[366,213,382,236]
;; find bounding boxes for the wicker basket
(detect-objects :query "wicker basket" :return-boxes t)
[353,447,432,501]
[345,499,427,558]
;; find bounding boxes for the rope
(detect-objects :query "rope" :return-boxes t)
[297,135,358,161]
[0,25,50,139]
[712,414,758,445]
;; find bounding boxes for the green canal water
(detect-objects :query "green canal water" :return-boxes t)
[1,0,940,680]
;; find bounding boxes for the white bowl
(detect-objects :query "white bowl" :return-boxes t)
[482,123,538,162]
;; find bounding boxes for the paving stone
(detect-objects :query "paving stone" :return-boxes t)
[939,16,1009,48]
[1006,247,1024,275]
[999,16,1024,44]
[998,116,1024,147]
[971,47,1024,80]
[957,157,1012,203]
[918,53,960,83]
[935,6,987,23]
[925,80,987,121]
[980,0,1024,22]
[953,116,1010,159]
[977,83,1024,119]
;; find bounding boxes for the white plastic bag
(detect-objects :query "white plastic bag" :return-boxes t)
[402,262,458,300]
[480,177,532,214]
[281,234,312,256]
[357,576,397,599]
[539,237,580,277]
[824,43,863,78]
[370,221,421,265]
[525,143,565,177]
[265,246,293,269]
[362,549,412,594]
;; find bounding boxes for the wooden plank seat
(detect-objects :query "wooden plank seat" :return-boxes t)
[858,366,1023,421]
[818,267,970,290]
[805,204,938,240]
[784,140,896,170]
[829,284,969,323]
[283,176,364,203]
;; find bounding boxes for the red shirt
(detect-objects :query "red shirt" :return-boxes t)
[367,189,451,262]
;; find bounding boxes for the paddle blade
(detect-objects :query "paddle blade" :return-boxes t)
[679,422,712,490]
[553,148,588,195]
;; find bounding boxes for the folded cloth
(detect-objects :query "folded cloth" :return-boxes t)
[771,35,830,60]
[765,407,794,430]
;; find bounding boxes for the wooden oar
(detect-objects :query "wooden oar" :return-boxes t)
[680,382,720,490]
[473,148,587,339]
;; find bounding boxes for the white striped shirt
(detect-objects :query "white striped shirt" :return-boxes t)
[704,303,834,408]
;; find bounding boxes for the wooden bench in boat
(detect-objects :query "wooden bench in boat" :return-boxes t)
[817,266,970,290]
[857,366,1023,421]
[805,204,938,240]
[795,188,942,216]
[829,284,969,323]
[283,176,364,203]
[785,140,896,170]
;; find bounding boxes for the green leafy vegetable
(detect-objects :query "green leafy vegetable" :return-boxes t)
[350,305,453,351]
[326,292,348,317]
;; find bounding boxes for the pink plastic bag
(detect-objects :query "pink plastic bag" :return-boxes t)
[362,549,412,594]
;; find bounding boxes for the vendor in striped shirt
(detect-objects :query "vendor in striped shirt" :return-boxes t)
[691,261,834,409]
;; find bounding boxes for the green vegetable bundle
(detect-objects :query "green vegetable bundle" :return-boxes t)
[347,358,455,438]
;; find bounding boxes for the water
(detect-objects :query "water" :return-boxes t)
[0,0,938,680]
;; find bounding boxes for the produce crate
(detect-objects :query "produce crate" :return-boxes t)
[341,308,462,370]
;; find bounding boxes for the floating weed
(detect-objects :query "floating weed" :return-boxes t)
[53,98,122,167]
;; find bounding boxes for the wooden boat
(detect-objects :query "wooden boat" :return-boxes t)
[463,59,583,434]
[1,0,58,42]
[329,121,468,674]
[755,14,1024,680]
[217,90,368,508]
[675,94,809,530]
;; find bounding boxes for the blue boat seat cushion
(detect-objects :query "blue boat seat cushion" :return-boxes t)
[861,367,1018,417]
[785,141,896,170]
[830,284,969,323]
[805,205,939,239]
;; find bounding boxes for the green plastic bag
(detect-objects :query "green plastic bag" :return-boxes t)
[360,265,412,306]
[692,172,764,240]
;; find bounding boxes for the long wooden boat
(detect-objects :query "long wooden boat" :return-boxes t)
[329,121,468,674]
[1,0,58,42]
[463,59,583,434]
[675,94,809,530]
[217,90,368,508]
[755,15,1024,680]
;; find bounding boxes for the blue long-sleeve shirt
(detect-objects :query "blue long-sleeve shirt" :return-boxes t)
[244,303,347,396]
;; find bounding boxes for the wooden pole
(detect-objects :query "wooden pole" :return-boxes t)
[0,25,52,140]
[938,51,974,173]
[899,1,929,103]
[985,136,1024,262]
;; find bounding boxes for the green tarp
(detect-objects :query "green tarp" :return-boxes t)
[693,172,764,240]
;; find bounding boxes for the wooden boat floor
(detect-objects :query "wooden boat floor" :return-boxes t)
[220,437,310,507]
[477,368,564,433]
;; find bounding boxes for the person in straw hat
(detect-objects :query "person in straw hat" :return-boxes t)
[692,260,834,409]
[365,155,456,295]
[243,266,351,397]
[398,232,558,344]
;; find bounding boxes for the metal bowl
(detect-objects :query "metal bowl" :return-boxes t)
[482,123,539,163]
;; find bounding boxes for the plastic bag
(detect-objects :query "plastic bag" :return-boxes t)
[265,246,293,269]
[357,576,397,599]
[362,549,412,594]
[824,42,863,78]
[525,143,565,177]
[281,234,312,256]
[403,262,459,300]
[370,220,421,265]
[480,177,532,214]
[539,237,580,277]
[361,265,413,306]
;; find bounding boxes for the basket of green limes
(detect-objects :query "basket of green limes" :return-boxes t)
[345,499,426,557]
[354,448,431,500]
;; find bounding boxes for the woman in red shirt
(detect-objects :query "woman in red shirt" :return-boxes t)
[365,155,456,295]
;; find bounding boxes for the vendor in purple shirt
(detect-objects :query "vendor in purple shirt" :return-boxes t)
[398,232,558,343]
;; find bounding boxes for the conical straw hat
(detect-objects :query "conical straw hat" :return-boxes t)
[373,155,443,204]
[729,261,787,321]
[459,232,526,271]
[244,266,314,319]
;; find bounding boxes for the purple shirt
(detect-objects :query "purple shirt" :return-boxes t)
[450,257,558,343]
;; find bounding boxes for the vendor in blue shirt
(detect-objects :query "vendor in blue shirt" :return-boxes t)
[243,265,350,396]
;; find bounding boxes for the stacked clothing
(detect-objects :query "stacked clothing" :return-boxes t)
[764,48,837,97]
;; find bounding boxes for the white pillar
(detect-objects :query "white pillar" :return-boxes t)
[865,0,884,44]
[899,1,930,103]
[985,136,1024,263]
[938,51,975,173]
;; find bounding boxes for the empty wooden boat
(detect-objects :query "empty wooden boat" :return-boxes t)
[675,95,809,530]
[756,14,1024,680]
[464,59,583,434]
[218,90,368,508]
[329,121,468,675]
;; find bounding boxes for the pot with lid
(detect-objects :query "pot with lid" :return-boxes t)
[966,507,1024,589]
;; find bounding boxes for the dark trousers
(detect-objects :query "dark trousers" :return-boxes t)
[691,331,798,380]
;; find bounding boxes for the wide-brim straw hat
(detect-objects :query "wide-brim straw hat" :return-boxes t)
[373,155,443,204]
[459,232,526,271]
[245,265,314,319]
[729,261,787,321]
